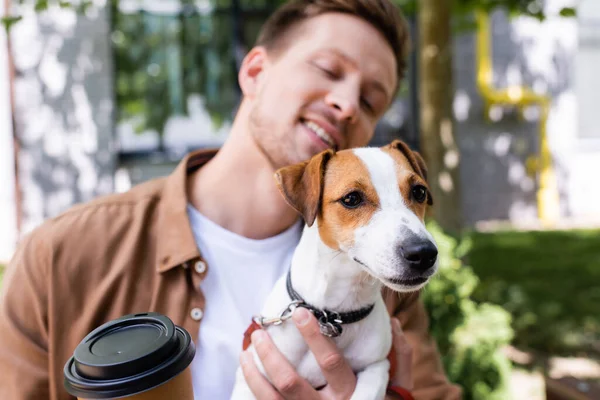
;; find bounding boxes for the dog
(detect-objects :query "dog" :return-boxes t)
[230,139,438,400]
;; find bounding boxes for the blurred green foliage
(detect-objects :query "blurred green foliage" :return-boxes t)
[394,0,575,31]
[111,1,241,138]
[109,0,285,140]
[3,0,576,139]
[423,225,600,397]
[422,221,514,400]
[466,229,600,358]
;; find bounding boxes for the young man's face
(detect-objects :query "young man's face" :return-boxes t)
[240,12,398,169]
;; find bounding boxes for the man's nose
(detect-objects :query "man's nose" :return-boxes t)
[397,239,438,273]
[325,90,358,123]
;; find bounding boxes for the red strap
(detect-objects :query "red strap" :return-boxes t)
[242,320,262,351]
[387,342,415,400]
[386,385,415,400]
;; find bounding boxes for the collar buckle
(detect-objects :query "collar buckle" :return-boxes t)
[286,269,375,338]
[318,316,343,337]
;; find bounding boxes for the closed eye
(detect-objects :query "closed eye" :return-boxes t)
[314,64,340,79]
[361,98,374,113]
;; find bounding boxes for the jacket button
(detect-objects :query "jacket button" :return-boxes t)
[190,307,204,321]
[194,260,207,274]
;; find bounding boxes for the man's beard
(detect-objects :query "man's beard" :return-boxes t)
[248,103,298,170]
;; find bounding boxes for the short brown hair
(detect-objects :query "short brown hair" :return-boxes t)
[255,0,411,85]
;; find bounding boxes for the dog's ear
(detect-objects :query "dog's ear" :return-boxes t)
[388,139,433,205]
[412,151,429,183]
[412,151,433,206]
[274,149,334,226]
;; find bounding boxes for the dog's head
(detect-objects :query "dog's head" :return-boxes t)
[274,139,437,292]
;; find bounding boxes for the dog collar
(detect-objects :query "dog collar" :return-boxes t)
[285,269,375,338]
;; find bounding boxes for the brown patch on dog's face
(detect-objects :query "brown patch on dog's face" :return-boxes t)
[381,141,432,221]
[316,152,380,251]
[274,139,433,253]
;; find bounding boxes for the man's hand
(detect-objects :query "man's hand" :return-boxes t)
[385,318,414,400]
[239,307,357,399]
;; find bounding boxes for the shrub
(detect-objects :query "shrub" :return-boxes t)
[421,221,514,400]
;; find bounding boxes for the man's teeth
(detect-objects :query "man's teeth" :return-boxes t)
[304,121,335,147]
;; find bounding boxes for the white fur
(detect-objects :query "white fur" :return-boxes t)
[230,148,438,400]
[350,149,438,293]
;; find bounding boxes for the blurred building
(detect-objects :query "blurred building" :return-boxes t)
[1,0,599,262]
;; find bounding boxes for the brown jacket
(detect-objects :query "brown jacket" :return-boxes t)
[0,149,462,400]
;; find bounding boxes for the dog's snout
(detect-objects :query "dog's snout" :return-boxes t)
[398,240,438,272]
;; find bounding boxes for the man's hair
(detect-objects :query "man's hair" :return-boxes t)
[255,0,411,84]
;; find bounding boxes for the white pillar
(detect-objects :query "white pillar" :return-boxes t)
[568,0,600,220]
[10,1,116,235]
[577,0,600,140]
[0,4,18,263]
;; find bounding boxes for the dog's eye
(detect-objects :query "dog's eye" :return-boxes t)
[340,191,363,209]
[411,185,428,203]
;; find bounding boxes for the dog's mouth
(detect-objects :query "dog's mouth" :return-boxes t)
[353,257,432,288]
[353,257,372,272]
[384,276,428,286]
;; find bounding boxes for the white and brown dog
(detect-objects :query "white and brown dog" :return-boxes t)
[231,139,438,400]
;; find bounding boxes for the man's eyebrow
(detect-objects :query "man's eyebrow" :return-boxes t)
[320,47,392,101]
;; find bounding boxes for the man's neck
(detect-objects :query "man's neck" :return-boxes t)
[187,121,300,240]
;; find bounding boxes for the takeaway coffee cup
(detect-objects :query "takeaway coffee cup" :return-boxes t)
[63,312,195,399]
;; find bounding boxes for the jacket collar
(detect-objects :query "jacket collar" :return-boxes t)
[156,148,219,273]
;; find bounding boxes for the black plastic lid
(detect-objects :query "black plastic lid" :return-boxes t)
[63,312,195,399]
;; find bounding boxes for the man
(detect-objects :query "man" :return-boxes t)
[0,0,462,399]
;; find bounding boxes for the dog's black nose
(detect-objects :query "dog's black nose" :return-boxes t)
[398,240,438,272]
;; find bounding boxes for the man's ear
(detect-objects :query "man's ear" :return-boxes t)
[273,150,334,226]
[238,46,268,98]
[388,139,433,205]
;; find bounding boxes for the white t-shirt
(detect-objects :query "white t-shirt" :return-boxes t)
[187,204,303,399]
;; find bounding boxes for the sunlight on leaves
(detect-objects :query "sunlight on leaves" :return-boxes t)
[559,7,576,18]
[1,16,23,33]
[34,0,49,12]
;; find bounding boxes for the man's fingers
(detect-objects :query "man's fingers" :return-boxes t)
[240,350,284,400]
[390,318,413,391]
[251,329,315,399]
[292,307,356,396]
